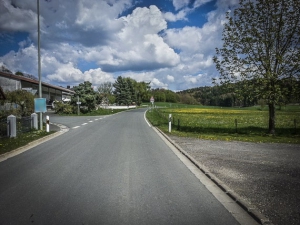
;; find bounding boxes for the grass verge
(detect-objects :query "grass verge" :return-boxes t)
[0,130,55,155]
[146,106,300,144]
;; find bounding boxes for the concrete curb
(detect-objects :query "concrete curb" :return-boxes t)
[0,123,69,163]
[155,127,273,225]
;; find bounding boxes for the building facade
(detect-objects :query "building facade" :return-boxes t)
[0,71,74,103]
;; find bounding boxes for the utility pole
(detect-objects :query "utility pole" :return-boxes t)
[37,0,42,130]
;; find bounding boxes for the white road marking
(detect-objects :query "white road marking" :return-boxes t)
[89,121,93,123]
[73,126,80,129]
[144,110,151,127]
[82,123,88,125]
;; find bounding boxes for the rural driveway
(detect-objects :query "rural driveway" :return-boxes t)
[0,109,256,224]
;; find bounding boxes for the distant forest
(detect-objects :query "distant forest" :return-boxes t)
[177,80,299,107]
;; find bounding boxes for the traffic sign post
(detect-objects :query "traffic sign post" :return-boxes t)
[77,96,81,115]
[169,114,172,133]
[150,96,154,107]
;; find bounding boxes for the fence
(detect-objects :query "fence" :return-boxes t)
[0,118,9,138]
[0,116,35,138]
[17,116,32,134]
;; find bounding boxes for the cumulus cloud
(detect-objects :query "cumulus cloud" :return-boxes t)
[47,65,114,86]
[0,0,37,32]
[0,0,240,90]
[95,5,180,71]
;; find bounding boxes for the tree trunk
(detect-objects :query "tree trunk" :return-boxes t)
[268,103,276,135]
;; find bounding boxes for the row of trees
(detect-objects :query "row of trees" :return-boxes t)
[62,77,204,114]
[61,77,184,114]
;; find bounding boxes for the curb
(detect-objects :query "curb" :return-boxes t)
[155,127,273,225]
[0,123,69,163]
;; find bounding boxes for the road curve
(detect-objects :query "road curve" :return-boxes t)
[0,108,243,224]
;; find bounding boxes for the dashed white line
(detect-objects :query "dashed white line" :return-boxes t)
[71,118,104,129]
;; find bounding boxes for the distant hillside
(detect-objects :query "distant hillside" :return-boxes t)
[178,79,299,107]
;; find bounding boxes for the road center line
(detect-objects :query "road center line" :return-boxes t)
[82,123,88,125]
[73,126,80,129]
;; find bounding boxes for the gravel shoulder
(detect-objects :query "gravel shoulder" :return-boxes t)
[168,135,300,225]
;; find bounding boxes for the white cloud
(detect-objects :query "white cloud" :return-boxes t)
[167,75,175,82]
[164,9,188,22]
[94,5,180,71]
[193,0,213,8]
[172,0,190,11]
[47,65,114,86]
[0,0,240,91]
[0,0,37,32]
[151,78,168,89]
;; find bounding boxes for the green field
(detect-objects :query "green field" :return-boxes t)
[146,104,300,144]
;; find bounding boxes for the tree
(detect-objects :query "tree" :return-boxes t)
[97,82,113,105]
[213,0,300,134]
[113,76,131,105]
[15,71,24,76]
[124,78,137,104]
[135,81,151,104]
[3,90,34,117]
[71,81,97,112]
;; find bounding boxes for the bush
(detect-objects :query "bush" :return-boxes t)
[63,104,75,114]
[53,101,75,114]
[1,90,34,117]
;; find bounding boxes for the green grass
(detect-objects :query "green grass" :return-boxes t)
[146,105,300,144]
[0,130,55,155]
[56,108,128,116]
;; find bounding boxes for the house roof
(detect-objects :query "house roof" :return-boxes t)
[0,71,75,94]
[0,86,6,100]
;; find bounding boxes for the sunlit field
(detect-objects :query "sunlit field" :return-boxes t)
[146,105,300,144]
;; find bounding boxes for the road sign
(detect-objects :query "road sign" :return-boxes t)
[150,96,154,103]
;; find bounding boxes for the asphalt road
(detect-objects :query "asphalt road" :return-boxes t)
[0,109,243,224]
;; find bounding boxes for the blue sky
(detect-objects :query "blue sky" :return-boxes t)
[0,0,238,91]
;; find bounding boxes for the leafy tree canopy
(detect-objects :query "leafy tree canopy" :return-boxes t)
[213,0,300,134]
[71,81,97,112]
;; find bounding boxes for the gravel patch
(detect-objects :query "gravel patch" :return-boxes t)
[168,135,300,225]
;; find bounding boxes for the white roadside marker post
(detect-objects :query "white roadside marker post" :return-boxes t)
[169,114,172,133]
[46,115,50,132]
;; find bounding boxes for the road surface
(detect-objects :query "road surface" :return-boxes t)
[0,109,252,224]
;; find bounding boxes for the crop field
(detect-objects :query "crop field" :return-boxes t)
[146,106,300,144]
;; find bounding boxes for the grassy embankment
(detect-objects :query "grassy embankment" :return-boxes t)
[146,103,300,144]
